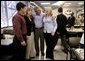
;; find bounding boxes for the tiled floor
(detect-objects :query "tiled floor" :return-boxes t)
[1,37,70,60]
[31,38,70,60]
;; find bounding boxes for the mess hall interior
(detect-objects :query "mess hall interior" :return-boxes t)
[1,1,84,60]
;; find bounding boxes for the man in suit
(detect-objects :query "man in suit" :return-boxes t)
[56,7,69,54]
[68,12,75,27]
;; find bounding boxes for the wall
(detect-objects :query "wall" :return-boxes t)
[52,6,82,18]
[52,6,84,25]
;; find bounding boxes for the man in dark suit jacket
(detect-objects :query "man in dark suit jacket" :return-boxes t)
[56,7,69,54]
[68,12,75,27]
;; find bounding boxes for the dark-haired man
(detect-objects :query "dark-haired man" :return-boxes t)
[56,7,69,54]
[68,12,75,28]
[12,2,27,60]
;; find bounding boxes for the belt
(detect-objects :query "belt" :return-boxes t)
[35,27,43,29]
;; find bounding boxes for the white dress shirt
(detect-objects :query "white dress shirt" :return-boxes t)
[80,33,84,44]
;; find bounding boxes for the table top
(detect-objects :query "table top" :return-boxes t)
[1,34,14,45]
[66,24,84,27]
[66,28,84,33]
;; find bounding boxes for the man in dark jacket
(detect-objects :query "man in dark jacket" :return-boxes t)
[56,7,69,54]
[68,12,75,27]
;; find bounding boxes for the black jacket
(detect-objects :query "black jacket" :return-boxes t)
[68,16,75,27]
[24,15,35,36]
[56,14,68,35]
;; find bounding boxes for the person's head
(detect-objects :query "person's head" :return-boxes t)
[78,15,80,18]
[35,7,41,15]
[16,2,26,14]
[58,7,63,13]
[26,7,32,16]
[45,7,52,16]
[71,12,74,16]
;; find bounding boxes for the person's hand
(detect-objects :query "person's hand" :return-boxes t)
[52,15,56,20]
[21,41,26,46]
[51,32,55,36]
[57,32,60,35]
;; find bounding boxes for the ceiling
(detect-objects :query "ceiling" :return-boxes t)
[34,1,59,10]
[34,1,84,10]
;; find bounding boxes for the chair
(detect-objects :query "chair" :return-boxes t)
[67,37,81,60]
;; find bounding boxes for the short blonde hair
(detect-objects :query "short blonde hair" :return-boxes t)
[25,7,32,16]
[45,7,53,16]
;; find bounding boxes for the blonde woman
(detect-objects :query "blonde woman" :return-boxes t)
[43,7,58,60]
[24,7,36,60]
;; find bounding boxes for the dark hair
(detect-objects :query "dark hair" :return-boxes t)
[58,7,63,13]
[71,12,74,15]
[16,2,26,11]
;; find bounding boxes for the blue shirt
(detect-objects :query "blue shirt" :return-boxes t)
[43,16,57,33]
[32,13,45,28]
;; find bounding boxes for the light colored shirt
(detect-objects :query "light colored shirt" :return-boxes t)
[32,13,45,28]
[43,16,57,33]
[80,33,84,44]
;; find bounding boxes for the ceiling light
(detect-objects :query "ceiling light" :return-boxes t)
[63,5,70,7]
[78,2,84,5]
[41,3,50,5]
[52,1,64,6]
[64,3,72,5]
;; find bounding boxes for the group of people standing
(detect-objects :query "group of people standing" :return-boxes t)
[12,2,69,60]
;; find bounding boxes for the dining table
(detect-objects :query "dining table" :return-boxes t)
[66,27,84,37]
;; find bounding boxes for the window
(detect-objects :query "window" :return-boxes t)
[1,1,7,28]
[1,1,28,27]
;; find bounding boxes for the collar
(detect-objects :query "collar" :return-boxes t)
[17,12,24,16]
[58,12,62,15]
